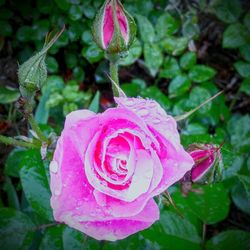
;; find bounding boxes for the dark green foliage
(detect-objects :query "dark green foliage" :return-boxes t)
[1,0,250,249]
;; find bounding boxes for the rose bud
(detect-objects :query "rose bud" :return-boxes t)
[92,0,136,54]
[18,27,64,100]
[188,144,222,184]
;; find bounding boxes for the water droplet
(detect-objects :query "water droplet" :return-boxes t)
[83,196,89,201]
[54,189,61,196]
[90,211,96,216]
[100,180,107,186]
[148,101,156,108]
[110,174,118,181]
[153,118,161,124]
[137,108,149,116]
[50,161,58,173]
[96,207,102,213]
[157,107,165,115]
[125,99,134,106]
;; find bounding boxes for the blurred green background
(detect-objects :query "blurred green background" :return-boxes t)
[0,0,250,249]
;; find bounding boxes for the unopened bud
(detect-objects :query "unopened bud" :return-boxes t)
[92,0,136,54]
[18,27,64,100]
[188,144,221,183]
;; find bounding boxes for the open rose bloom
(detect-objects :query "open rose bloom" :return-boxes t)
[50,97,194,241]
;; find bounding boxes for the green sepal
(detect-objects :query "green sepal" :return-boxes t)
[18,27,64,99]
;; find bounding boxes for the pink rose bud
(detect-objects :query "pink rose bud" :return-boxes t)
[92,0,136,54]
[188,144,222,183]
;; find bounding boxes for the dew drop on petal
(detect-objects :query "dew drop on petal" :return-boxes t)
[50,161,58,173]
[110,174,118,181]
[153,118,161,124]
[137,108,149,116]
[125,99,134,106]
[54,189,61,196]
[100,180,108,186]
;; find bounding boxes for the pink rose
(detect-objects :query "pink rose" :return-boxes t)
[50,97,194,241]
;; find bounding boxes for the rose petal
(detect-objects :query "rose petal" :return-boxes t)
[60,198,159,241]
[115,97,194,193]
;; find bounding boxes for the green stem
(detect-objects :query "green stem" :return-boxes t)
[28,114,47,142]
[110,60,119,97]
[0,135,37,149]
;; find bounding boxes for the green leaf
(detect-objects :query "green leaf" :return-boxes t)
[0,86,20,104]
[160,57,181,79]
[223,23,247,48]
[144,43,163,77]
[20,150,53,221]
[32,19,50,41]
[182,15,200,40]
[65,52,78,69]
[81,29,93,45]
[0,8,13,20]
[121,83,141,97]
[46,56,59,74]
[135,14,155,43]
[73,67,85,82]
[4,149,32,177]
[168,74,191,98]
[232,182,250,215]
[103,234,154,250]
[54,0,70,11]
[156,13,180,39]
[206,230,250,250]
[244,11,250,30]
[142,210,201,250]
[239,44,250,62]
[62,227,85,250]
[0,208,35,250]
[161,36,188,56]
[81,43,104,63]
[89,91,100,113]
[0,0,5,7]
[35,76,65,124]
[140,86,170,111]
[82,3,95,19]
[240,77,250,95]
[39,225,64,250]
[234,61,250,78]
[171,190,203,232]
[183,123,207,135]
[69,5,82,21]
[119,39,142,66]
[37,0,54,14]
[212,0,242,23]
[41,223,97,250]
[3,177,20,210]
[16,26,33,42]
[0,20,12,36]
[227,115,250,153]
[188,87,212,114]
[184,183,230,224]
[180,52,197,70]
[189,65,216,83]
[237,174,250,200]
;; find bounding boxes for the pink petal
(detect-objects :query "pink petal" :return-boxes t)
[60,198,159,241]
[115,97,194,194]
[103,3,114,48]
[117,2,128,44]
[190,150,215,182]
